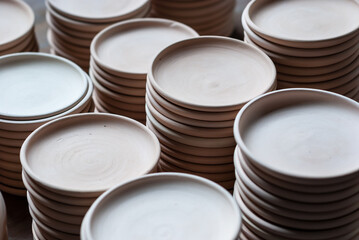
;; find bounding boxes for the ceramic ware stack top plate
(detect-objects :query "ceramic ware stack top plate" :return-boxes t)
[0,192,8,240]
[146,36,276,191]
[45,0,151,71]
[81,173,241,240]
[242,0,359,101]
[90,18,198,123]
[0,0,38,56]
[21,113,160,239]
[0,53,93,197]
[150,0,236,36]
[233,88,359,239]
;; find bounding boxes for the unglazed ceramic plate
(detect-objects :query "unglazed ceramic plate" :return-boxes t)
[0,72,93,132]
[0,53,88,120]
[234,89,359,184]
[244,0,359,48]
[48,0,149,23]
[91,18,198,79]
[148,36,276,111]
[82,173,240,240]
[21,113,160,196]
[0,0,34,50]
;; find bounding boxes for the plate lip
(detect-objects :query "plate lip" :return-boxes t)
[0,0,35,49]
[82,172,241,240]
[0,52,88,121]
[148,36,276,111]
[244,0,359,45]
[234,88,359,181]
[47,0,150,23]
[20,112,161,194]
[91,18,199,79]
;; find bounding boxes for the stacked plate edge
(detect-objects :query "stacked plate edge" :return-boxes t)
[233,88,359,239]
[150,0,236,36]
[20,113,160,240]
[45,0,151,71]
[146,36,276,192]
[0,0,38,56]
[0,53,93,196]
[242,0,359,101]
[90,18,198,124]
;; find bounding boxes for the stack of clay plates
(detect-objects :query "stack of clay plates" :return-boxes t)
[150,0,235,36]
[0,53,93,196]
[0,0,38,56]
[81,173,241,239]
[146,36,276,191]
[45,0,151,71]
[233,88,359,239]
[90,18,198,124]
[20,113,160,239]
[0,192,7,240]
[242,0,359,100]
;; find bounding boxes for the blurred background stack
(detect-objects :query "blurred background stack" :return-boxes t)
[45,0,151,71]
[0,0,38,56]
[150,0,236,36]
[242,0,359,100]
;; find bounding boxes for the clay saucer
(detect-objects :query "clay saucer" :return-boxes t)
[234,89,359,185]
[91,18,198,79]
[0,53,88,121]
[244,0,359,48]
[0,71,93,132]
[0,0,34,51]
[21,113,160,197]
[82,173,240,240]
[148,36,276,112]
[242,7,359,57]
